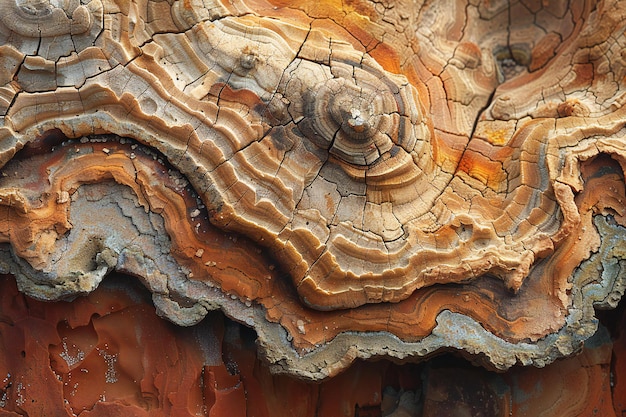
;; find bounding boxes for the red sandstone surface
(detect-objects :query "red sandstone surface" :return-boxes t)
[0,273,623,416]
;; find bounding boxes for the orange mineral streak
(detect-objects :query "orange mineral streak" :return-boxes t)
[368,42,402,74]
[457,149,507,190]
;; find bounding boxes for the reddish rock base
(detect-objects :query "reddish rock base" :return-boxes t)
[0,273,623,416]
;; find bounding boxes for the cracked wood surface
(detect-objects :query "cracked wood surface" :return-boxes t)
[0,0,625,380]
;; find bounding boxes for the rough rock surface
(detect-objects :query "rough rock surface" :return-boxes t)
[0,274,622,416]
[0,0,625,382]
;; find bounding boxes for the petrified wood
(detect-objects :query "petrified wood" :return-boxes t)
[0,0,625,382]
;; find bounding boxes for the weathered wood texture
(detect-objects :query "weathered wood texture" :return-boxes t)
[0,0,625,397]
